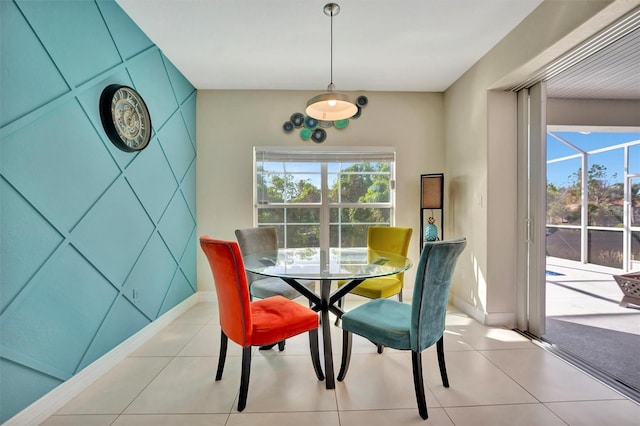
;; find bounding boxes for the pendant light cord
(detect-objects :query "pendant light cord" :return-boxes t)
[330,6,334,86]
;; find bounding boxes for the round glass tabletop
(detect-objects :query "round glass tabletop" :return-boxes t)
[243,247,412,281]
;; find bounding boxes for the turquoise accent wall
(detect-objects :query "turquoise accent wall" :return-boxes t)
[0,1,197,421]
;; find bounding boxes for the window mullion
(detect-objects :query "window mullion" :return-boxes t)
[320,162,329,249]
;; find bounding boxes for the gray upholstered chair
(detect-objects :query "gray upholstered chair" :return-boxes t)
[235,227,316,350]
[337,238,467,420]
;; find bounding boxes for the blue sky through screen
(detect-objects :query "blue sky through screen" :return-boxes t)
[547,131,640,187]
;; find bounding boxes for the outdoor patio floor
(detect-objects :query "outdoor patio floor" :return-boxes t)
[545,257,640,397]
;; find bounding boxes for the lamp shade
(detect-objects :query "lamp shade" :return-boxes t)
[421,174,443,209]
[306,92,358,121]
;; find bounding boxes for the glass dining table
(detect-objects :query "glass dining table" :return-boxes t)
[243,247,412,389]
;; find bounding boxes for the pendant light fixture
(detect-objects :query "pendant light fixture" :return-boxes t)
[306,3,357,121]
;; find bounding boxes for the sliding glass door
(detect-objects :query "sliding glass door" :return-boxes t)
[516,82,547,336]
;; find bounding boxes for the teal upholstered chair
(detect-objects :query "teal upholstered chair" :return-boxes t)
[335,226,413,339]
[337,238,467,420]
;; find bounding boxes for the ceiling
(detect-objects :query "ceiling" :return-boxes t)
[117,1,639,100]
[116,0,543,92]
[545,27,640,100]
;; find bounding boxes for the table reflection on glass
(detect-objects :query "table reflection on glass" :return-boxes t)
[243,247,412,389]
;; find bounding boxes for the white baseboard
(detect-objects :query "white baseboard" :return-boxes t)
[451,295,515,328]
[4,292,210,426]
[484,312,516,328]
[197,290,217,302]
[451,295,486,324]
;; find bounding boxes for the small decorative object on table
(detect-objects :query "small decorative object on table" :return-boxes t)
[424,216,438,241]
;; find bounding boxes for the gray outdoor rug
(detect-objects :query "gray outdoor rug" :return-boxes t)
[545,317,640,392]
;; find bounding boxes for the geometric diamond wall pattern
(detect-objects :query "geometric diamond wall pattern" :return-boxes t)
[0,0,197,421]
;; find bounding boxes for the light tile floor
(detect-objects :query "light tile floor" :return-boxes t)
[41,299,640,426]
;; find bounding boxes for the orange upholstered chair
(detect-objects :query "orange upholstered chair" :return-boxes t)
[199,236,324,412]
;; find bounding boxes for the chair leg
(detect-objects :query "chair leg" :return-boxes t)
[308,328,325,381]
[398,290,403,302]
[237,347,252,412]
[436,335,449,387]
[337,330,352,381]
[215,331,228,381]
[334,297,344,326]
[377,343,384,354]
[411,351,428,420]
[259,343,277,350]
[278,340,286,351]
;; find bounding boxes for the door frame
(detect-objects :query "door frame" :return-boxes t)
[516,82,547,336]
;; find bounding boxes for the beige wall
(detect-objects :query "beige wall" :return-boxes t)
[195,0,639,323]
[444,0,638,325]
[196,90,444,291]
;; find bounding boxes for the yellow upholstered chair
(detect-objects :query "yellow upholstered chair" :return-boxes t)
[338,226,413,302]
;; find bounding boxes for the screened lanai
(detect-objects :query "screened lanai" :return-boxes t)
[546,129,640,272]
[543,129,640,399]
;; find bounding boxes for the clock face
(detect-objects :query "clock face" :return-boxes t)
[100,84,152,152]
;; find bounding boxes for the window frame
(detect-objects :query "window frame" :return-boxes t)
[253,146,396,249]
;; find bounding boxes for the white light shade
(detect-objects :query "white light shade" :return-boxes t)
[306,92,358,121]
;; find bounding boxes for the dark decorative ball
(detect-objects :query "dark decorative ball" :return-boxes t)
[311,128,326,143]
[351,106,362,119]
[356,95,368,107]
[283,121,294,133]
[290,112,304,127]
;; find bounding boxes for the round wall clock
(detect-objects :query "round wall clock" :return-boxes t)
[99,84,152,152]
